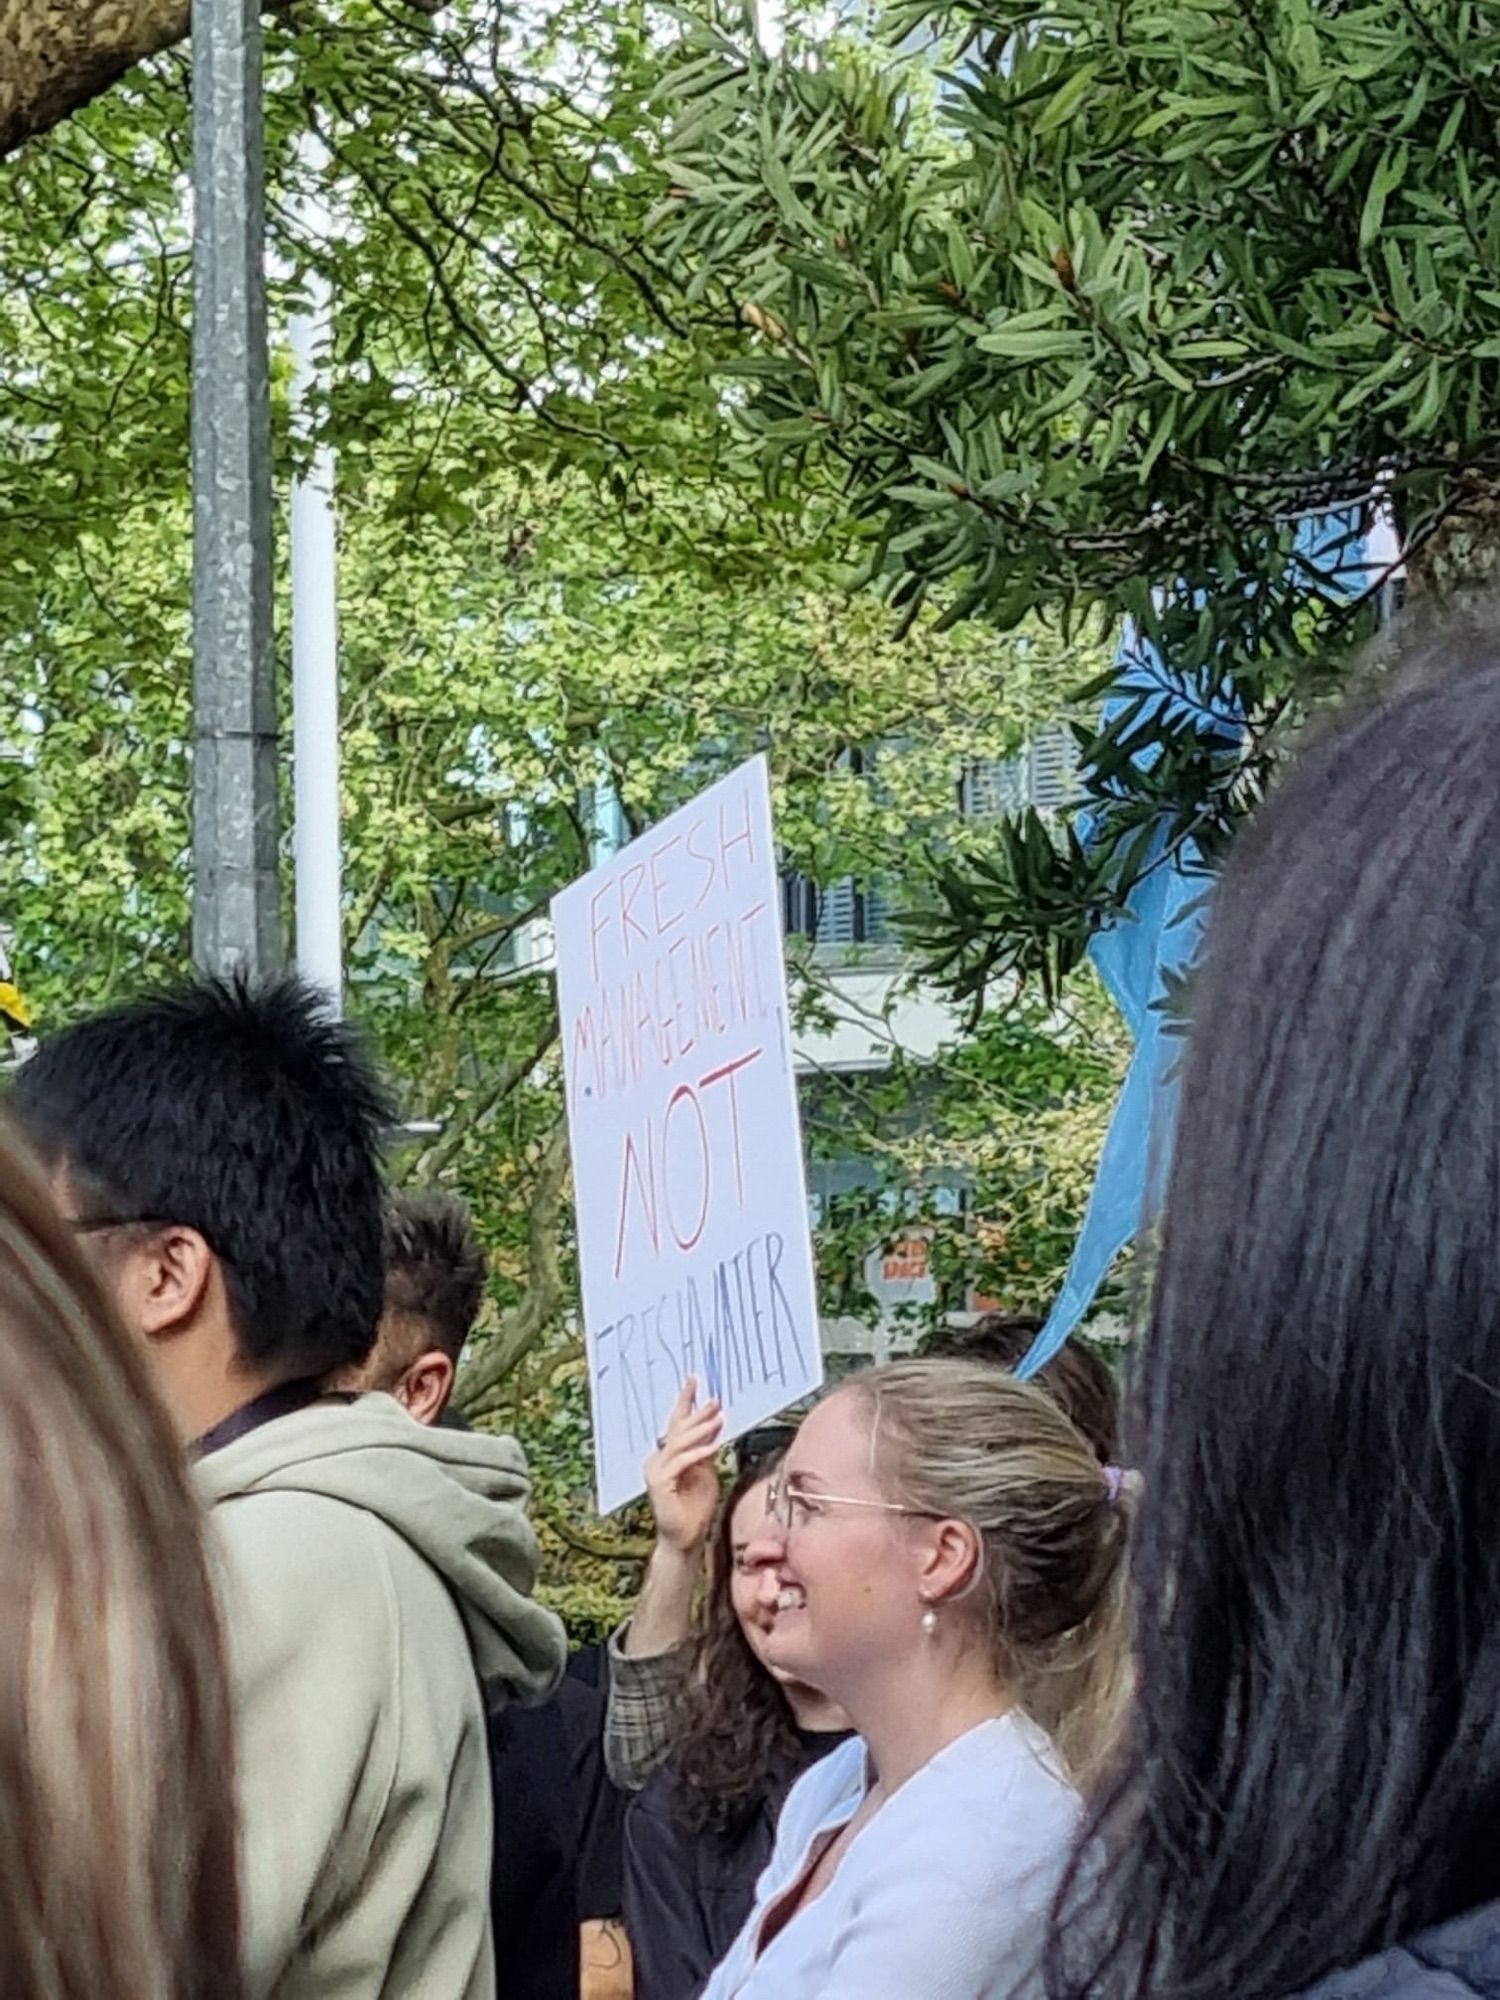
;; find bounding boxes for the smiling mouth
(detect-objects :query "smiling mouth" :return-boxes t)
[775,1584,807,1612]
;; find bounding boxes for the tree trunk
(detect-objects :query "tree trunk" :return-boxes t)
[0,0,188,158]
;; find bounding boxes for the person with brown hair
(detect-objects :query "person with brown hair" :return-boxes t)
[924,1313,1120,1464]
[700,1358,1131,2000]
[621,1442,852,2000]
[336,1187,624,2000]
[0,1118,240,2000]
[608,1327,1119,1802]
[335,1189,486,1424]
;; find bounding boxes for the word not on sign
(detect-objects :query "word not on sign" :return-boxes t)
[552,756,823,1512]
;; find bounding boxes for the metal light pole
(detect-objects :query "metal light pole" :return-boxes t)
[289,139,345,1016]
[190,0,280,979]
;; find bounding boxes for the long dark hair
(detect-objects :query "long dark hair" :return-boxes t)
[667,1449,807,1837]
[1050,639,1500,1998]
[0,1119,241,1999]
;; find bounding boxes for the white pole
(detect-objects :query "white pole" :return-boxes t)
[289,142,344,1016]
[1366,491,1404,627]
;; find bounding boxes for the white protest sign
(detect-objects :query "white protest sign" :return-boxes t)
[552,754,824,1513]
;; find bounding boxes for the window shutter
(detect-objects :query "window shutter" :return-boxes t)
[963,726,1079,820]
[817,878,860,945]
[1027,724,1079,812]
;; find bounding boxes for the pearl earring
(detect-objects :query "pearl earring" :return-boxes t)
[920,1604,937,1637]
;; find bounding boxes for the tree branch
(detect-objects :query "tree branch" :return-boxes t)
[412,1008,560,1181]
[532,1497,650,1563]
[0,0,187,159]
[452,1119,570,1408]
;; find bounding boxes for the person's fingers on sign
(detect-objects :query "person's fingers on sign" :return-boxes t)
[645,1376,724,1555]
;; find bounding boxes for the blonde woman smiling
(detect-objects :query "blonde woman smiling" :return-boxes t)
[700,1358,1130,2000]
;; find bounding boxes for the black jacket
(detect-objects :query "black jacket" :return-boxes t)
[488,1652,630,2000]
[487,1697,579,2000]
[622,1729,850,2000]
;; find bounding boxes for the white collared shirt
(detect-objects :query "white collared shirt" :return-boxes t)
[699,1710,1079,2000]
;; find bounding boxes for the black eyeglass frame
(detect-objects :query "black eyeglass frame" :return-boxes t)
[68,1214,174,1235]
[67,1214,229,1260]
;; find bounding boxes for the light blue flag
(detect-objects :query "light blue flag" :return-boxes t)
[1016,512,1388,1379]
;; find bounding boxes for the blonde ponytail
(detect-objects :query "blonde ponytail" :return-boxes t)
[851,1357,1132,1788]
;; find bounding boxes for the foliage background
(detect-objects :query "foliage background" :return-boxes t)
[0,11,1130,1632]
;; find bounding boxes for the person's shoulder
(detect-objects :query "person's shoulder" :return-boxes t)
[487,1694,576,1849]
[199,1492,410,1775]
[956,1712,1072,1792]
[980,1717,1075,1834]
[937,1711,1076,1806]
[209,1481,390,1572]
[205,1487,408,1647]
[1295,1900,1500,1999]
[207,1482,473,1671]
[553,1666,606,1739]
[866,1715,1079,1889]
[487,1688,570,1770]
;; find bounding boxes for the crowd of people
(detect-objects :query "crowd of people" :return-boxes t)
[5,631,1500,2000]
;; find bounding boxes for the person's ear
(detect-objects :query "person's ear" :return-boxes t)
[123,1226,215,1343]
[917,1517,982,1609]
[395,1349,455,1427]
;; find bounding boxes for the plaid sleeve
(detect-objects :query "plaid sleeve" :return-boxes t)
[602,1622,694,1792]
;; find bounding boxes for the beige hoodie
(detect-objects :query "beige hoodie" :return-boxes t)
[194,1393,568,2000]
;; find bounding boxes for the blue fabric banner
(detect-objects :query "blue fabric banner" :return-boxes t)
[1016,512,1388,1379]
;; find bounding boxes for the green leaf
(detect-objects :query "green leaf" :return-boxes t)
[976,327,1086,359]
[1035,66,1098,135]
[1360,145,1409,249]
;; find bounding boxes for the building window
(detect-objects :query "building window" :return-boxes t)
[961,723,1079,819]
[781,872,896,945]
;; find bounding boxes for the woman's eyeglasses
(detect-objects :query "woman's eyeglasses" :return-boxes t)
[764,1473,939,1535]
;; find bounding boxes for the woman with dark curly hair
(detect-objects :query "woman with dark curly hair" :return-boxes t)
[620,1438,851,2000]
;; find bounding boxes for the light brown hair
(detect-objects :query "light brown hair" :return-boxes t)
[850,1357,1131,1789]
[0,1118,240,2000]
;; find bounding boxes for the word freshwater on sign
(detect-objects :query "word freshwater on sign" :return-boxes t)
[552,756,824,1512]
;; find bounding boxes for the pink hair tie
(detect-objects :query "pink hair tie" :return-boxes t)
[1102,1464,1126,1504]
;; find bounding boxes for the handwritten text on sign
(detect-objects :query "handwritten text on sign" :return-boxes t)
[553,756,823,1512]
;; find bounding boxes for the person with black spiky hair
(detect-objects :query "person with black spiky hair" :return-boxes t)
[13,975,567,2000]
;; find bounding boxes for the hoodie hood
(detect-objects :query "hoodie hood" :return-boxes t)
[194,1391,567,1704]
[1298,1901,1500,1998]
